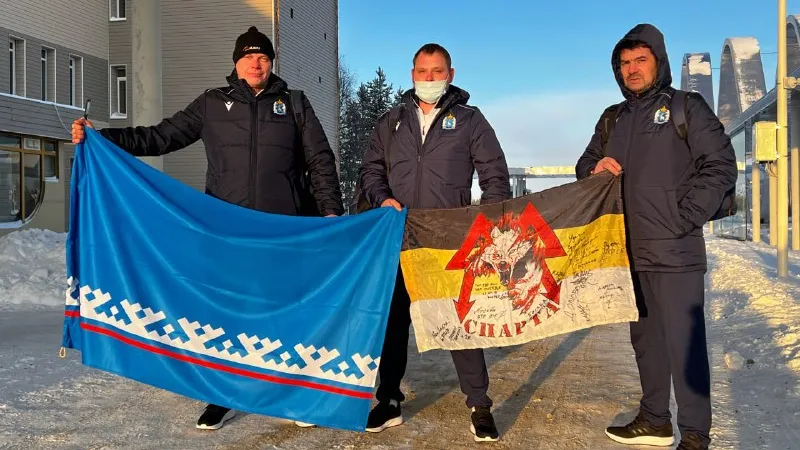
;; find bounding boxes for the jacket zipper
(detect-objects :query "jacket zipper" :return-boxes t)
[623,104,635,173]
[621,104,636,208]
[623,102,638,268]
[249,98,259,208]
[413,108,424,208]
[413,103,449,208]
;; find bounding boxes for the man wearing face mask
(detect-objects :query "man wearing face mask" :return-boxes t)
[359,43,510,442]
[71,26,343,431]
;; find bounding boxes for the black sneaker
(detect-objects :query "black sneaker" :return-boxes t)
[605,413,674,446]
[365,400,403,432]
[470,406,500,442]
[676,432,708,450]
[196,404,236,430]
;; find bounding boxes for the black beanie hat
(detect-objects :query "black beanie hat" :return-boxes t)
[233,26,275,63]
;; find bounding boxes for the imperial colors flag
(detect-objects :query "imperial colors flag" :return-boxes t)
[61,128,407,431]
[400,173,638,352]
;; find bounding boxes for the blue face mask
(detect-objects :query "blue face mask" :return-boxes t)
[414,80,448,104]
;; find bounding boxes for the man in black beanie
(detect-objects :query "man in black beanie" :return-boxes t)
[71,26,343,430]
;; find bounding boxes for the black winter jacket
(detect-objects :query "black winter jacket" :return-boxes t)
[100,72,344,217]
[575,24,738,272]
[359,86,510,209]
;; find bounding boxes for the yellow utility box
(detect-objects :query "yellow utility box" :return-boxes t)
[753,121,778,162]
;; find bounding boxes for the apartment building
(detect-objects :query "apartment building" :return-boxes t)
[0,0,338,234]
[0,0,109,232]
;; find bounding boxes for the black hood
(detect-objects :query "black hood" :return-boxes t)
[612,23,672,100]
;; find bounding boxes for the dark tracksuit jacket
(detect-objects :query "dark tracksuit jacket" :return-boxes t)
[360,86,510,209]
[101,72,344,217]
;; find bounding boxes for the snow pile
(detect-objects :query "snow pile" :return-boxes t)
[707,239,800,373]
[0,229,66,309]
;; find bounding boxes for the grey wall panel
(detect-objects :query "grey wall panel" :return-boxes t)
[0,0,109,59]
[160,0,276,190]
[276,0,339,161]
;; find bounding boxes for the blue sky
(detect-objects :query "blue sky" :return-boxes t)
[339,0,799,168]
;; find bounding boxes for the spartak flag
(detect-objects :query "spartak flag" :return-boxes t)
[400,172,638,351]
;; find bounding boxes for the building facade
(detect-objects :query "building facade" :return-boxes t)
[0,0,110,233]
[0,0,338,234]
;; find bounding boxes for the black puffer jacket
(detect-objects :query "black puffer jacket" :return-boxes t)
[100,72,343,216]
[360,86,510,209]
[575,24,737,272]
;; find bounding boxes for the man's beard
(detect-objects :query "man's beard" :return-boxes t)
[626,77,655,95]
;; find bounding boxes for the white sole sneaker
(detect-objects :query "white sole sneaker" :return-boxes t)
[604,430,675,446]
[365,416,403,433]
[295,421,316,428]
[196,409,237,430]
[470,424,500,442]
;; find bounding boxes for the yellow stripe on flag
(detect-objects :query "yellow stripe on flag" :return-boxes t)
[400,213,628,303]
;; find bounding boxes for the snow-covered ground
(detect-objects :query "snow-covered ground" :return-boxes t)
[0,229,798,449]
[0,230,67,310]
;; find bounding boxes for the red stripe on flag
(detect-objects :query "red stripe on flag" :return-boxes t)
[64,311,80,318]
[79,323,372,400]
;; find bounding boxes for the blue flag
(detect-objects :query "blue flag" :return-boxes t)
[61,128,406,431]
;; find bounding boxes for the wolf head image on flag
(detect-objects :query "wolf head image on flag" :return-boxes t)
[61,128,407,431]
[400,172,638,352]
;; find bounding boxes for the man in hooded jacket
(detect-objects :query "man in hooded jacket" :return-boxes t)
[575,24,737,450]
[71,26,343,431]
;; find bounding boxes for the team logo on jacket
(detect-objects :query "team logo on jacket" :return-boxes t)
[654,106,670,124]
[442,113,457,129]
[224,101,234,112]
[273,98,287,116]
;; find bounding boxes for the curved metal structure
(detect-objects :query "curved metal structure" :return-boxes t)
[681,52,715,109]
[786,15,800,73]
[717,37,767,126]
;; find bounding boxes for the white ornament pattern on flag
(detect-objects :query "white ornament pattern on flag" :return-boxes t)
[64,277,380,388]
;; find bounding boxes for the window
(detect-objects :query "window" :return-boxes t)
[290,8,294,18]
[40,49,46,100]
[8,37,25,96]
[8,40,14,95]
[69,58,74,104]
[43,140,58,180]
[110,0,126,20]
[69,55,83,107]
[0,132,56,225]
[40,47,55,102]
[111,65,127,118]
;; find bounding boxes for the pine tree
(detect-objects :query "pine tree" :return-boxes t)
[337,66,398,213]
[337,59,360,213]
[393,86,405,106]
[360,68,394,129]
